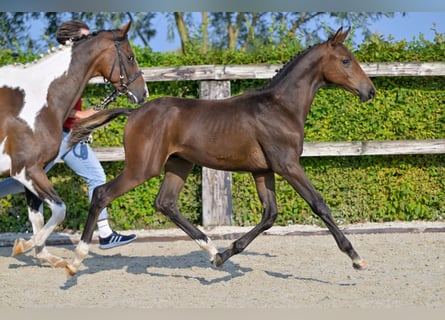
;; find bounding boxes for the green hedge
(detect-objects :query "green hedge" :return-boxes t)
[1,33,444,232]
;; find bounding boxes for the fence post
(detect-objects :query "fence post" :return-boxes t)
[199,80,232,227]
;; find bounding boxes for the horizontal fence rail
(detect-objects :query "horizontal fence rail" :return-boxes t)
[88,62,445,84]
[83,61,445,226]
[59,139,445,163]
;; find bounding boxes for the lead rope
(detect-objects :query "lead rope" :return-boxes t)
[93,88,122,111]
[82,89,122,144]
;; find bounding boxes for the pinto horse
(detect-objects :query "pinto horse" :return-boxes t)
[66,27,375,275]
[0,21,148,268]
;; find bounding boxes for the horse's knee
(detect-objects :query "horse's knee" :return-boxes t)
[90,186,113,212]
[92,185,106,203]
[56,203,66,223]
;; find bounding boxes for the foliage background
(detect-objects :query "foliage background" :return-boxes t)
[0,32,444,233]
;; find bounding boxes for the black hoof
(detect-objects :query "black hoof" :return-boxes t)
[353,260,368,270]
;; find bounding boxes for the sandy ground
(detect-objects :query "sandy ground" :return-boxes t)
[0,222,444,309]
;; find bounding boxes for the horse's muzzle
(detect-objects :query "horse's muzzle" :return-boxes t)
[359,86,376,102]
[127,86,149,104]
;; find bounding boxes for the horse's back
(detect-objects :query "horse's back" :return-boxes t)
[129,95,258,136]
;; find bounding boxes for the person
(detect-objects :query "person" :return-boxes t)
[0,20,136,249]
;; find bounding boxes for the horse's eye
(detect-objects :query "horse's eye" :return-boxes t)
[128,55,135,62]
[342,58,351,66]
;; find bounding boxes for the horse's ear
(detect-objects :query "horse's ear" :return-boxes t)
[119,20,132,37]
[331,26,350,44]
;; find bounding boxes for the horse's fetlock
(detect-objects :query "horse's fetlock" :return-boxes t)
[75,241,90,259]
[262,216,276,230]
[211,253,224,268]
[229,241,243,255]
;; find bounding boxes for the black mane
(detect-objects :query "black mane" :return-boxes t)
[262,42,321,90]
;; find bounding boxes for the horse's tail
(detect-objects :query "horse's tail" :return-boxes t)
[68,108,134,148]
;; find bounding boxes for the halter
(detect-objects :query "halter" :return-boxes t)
[94,34,143,111]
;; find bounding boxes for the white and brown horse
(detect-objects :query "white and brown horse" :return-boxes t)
[0,21,148,268]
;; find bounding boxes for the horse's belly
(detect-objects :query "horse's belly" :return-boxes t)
[189,148,269,172]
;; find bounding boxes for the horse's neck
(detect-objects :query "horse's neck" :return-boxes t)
[48,64,92,122]
[270,50,325,115]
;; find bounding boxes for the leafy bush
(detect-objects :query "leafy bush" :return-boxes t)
[0,33,444,232]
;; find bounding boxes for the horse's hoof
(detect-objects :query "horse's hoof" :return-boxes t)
[210,253,224,268]
[65,265,76,277]
[38,256,68,268]
[12,238,26,256]
[52,259,68,268]
[353,260,368,270]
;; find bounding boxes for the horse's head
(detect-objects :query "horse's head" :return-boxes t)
[82,21,149,104]
[321,27,376,102]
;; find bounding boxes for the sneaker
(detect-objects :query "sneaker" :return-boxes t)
[99,231,137,249]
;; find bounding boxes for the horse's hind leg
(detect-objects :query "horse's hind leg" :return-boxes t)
[215,172,278,267]
[281,163,366,270]
[12,170,67,268]
[155,157,219,263]
[23,189,67,268]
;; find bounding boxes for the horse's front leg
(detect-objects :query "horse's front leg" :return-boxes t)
[65,184,107,276]
[281,163,367,270]
[214,172,278,267]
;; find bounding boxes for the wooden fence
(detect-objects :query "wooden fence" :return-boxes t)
[85,62,445,226]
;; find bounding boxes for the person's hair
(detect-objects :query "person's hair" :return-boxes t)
[56,20,90,44]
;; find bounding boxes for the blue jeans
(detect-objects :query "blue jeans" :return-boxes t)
[0,130,108,220]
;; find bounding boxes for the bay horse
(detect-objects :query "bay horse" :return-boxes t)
[0,21,148,268]
[66,27,375,275]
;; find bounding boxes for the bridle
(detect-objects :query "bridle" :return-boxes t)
[94,34,143,111]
